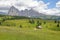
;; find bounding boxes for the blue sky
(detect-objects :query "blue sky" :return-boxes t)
[37,0,60,9]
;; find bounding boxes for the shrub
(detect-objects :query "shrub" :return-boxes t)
[57,24,59,27]
[2,19,6,22]
[6,24,10,26]
[19,25,22,28]
[55,20,57,23]
[29,19,35,24]
[58,21,60,23]
[37,20,39,23]
[55,20,60,23]
[44,22,46,24]
[37,20,41,26]
[0,22,1,25]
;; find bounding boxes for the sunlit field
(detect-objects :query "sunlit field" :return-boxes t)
[0,15,60,40]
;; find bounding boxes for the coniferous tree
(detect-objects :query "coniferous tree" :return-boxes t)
[29,19,35,24]
[37,20,41,26]
[44,22,46,24]
[57,24,59,27]
[0,22,1,25]
[19,25,22,28]
[55,20,57,23]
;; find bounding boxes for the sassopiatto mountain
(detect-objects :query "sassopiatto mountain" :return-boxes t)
[3,6,60,20]
[8,6,20,16]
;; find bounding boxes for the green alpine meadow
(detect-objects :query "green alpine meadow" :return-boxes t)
[0,15,60,40]
[0,0,60,40]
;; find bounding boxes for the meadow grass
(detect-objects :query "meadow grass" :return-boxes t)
[0,26,60,40]
[0,18,60,40]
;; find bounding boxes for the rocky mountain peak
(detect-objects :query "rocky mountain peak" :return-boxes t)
[8,6,19,16]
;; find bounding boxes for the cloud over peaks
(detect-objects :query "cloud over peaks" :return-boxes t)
[0,0,60,16]
[56,1,60,7]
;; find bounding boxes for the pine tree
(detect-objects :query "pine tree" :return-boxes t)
[19,25,22,28]
[57,24,59,27]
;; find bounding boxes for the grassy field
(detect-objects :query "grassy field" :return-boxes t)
[0,15,60,40]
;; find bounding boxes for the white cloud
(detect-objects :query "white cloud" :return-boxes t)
[56,1,60,7]
[0,0,60,16]
[0,0,16,7]
[0,0,39,10]
[45,8,60,15]
[33,1,48,13]
[0,0,48,9]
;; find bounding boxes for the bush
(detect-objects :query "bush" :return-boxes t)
[29,19,35,24]
[37,20,39,23]
[55,20,57,23]
[44,22,46,24]
[6,24,10,26]
[37,20,41,26]
[58,21,60,23]
[57,24,59,27]
[19,25,22,28]
[0,22,1,25]
[55,20,60,23]
[2,19,6,22]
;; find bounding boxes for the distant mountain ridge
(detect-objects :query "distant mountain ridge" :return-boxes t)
[0,6,60,20]
[8,6,20,16]
[0,12,6,15]
[8,6,45,17]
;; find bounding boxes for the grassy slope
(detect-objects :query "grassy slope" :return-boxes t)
[1,19,60,30]
[0,26,60,40]
[0,15,60,40]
